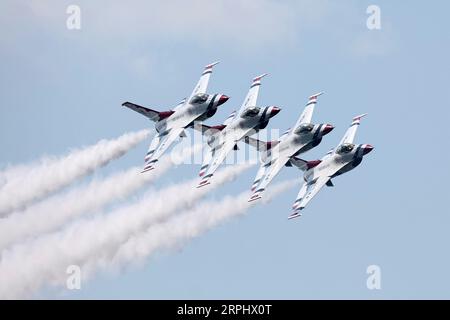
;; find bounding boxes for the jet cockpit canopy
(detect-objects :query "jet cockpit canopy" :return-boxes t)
[294,123,314,134]
[336,143,355,154]
[241,106,261,118]
[190,93,209,104]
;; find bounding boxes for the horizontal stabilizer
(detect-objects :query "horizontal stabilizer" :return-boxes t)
[123,102,174,122]
[289,157,321,171]
[193,123,226,136]
[244,136,278,152]
[288,157,308,171]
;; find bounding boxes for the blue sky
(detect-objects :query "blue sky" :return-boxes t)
[1,0,449,299]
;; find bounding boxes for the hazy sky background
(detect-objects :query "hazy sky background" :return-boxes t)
[1,0,449,299]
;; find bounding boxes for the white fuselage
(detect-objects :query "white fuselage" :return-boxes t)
[304,144,366,183]
[262,124,325,164]
[210,107,273,150]
[156,94,220,133]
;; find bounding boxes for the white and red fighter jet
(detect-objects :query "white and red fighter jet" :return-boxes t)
[288,114,373,219]
[123,61,229,172]
[195,74,281,188]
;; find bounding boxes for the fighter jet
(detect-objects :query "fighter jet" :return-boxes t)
[245,92,334,202]
[288,114,373,219]
[195,74,281,187]
[122,61,229,172]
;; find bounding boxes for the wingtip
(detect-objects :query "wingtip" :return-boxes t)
[253,73,268,82]
[288,212,302,220]
[141,166,154,173]
[353,113,368,121]
[248,197,261,203]
[196,180,211,188]
[309,92,324,100]
[206,61,220,68]
[248,193,262,202]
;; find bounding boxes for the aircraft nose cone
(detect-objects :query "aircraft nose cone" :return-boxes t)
[270,107,281,117]
[363,144,374,155]
[322,124,334,135]
[217,95,229,106]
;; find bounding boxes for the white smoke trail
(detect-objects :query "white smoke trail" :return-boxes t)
[0,130,149,216]
[102,179,298,274]
[0,144,202,250]
[0,164,251,299]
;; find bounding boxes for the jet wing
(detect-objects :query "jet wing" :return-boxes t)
[249,164,266,194]
[237,73,268,114]
[338,113,367,145]
[293,92,323,128]
[248,156,291,201]
[141,127,184,172]
[189,61,220,99]
[289,175,330,217]
[197,140,236,187]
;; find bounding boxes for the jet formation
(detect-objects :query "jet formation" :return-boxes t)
[123,61,373,219]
